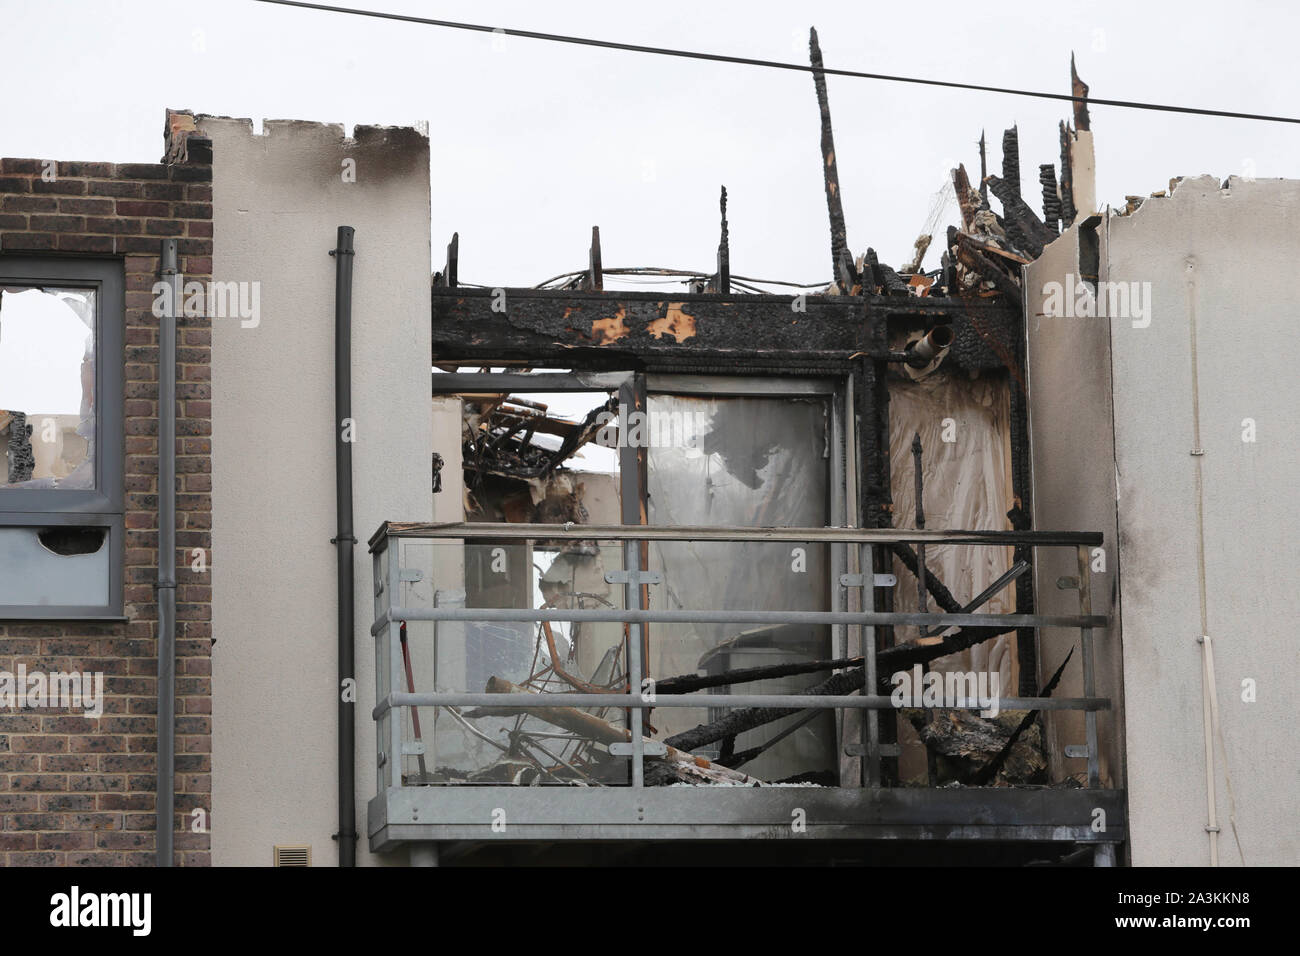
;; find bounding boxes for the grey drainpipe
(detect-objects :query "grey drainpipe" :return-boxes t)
[331,226,358,865]
[155,238,179,866]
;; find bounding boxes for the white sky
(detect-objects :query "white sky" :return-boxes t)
[2,0,1297,289]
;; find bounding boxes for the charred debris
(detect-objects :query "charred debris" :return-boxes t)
[424,32,1096,789]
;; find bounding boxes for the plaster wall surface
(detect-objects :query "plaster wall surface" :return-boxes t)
[204,117,432,866]
[1029,175,1299,866]
[1104,176,1298,866]
[1025,224,1125,793]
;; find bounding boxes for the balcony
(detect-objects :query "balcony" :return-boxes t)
[367,521,1123,864]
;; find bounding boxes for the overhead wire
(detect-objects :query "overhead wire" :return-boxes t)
[252,0,1300,125]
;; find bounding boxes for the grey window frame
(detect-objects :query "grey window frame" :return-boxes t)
[0,256,125,620]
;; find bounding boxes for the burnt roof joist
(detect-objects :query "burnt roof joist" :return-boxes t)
[430,287,1018,371]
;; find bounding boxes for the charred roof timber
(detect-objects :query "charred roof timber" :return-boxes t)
[809,27,853,292]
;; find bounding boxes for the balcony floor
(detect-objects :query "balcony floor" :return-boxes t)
[369,784,1126,851]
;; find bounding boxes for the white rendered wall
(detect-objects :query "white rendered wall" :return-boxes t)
[204,117,432,866]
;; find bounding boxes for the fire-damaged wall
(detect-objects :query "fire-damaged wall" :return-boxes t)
[204,116,432,866]
[1028,175,1300,866]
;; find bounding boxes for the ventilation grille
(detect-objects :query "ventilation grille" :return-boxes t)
[273,844,312,867]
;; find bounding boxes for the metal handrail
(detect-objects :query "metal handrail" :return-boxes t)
[370,522,1110,790]
[370,520,1103,549]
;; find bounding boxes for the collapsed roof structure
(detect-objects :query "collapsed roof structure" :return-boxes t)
[390,31,1118,815]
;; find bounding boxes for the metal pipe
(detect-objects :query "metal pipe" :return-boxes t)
[331,226,358,866]
[908,325,954,361]
[376,605,1107,632]
[624,541,644,787]
[959,560,1031,613]
[154,239,180,867]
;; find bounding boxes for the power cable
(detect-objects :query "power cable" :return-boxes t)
[251,0,1300,125]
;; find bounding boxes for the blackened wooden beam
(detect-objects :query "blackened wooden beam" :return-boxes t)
[952,164,979,231]
[978,130,988,203]
[1040,163,1061,234]
[953,232,1024,310]
[713,186,730,294]
[1071,53,1090,132]
[1001,125,1020,197]
[984,174,1055,257]
[1059,121,1077,227]
[809,27,853,290]
[585,226,603,291]
[434,232,458,288]
[429,287,1016,368]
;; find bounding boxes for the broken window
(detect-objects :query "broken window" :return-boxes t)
[0,286,95,489]
[0,258,124,619]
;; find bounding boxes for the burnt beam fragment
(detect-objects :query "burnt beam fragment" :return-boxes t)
[662,617,1020,754]
[952,164,980,231]
[809,27,853,290]
[953,232,1024,309]
[978,130,988,203]
[1001,126,1020,197]
[1071,53,1090,132]
[1040,164,1061,234]
[584,226,603,291]
[434,232,458,288]
[984,175,1055,258]
[1059,121,1077,227]
[430,286,1018,369]
[712,186,730,294]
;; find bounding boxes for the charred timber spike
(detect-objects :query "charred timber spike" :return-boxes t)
[984,175,1054,258]
[1071,52,1090,132]
[586,225,603,291]
[1001,126,1020,198]
[1059,121,1077,227]
[952,164,979,232]
[837,249,858,295]
[715,185,730,294]
[1040,163,1061,234]
[435,232,458,288]
[809,27,852,290]
[978,130,988,203]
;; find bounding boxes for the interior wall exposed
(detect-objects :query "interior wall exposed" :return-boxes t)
[885,370,1016,783]
[1024,225,1125,792]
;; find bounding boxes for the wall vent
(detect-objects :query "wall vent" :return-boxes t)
[273,844,312,867]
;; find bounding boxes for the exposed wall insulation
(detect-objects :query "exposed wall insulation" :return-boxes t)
[886,370,1016,782]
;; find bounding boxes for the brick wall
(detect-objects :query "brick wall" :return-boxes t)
[0,113,212,865]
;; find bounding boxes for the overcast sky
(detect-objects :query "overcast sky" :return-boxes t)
[3,0,1297,287]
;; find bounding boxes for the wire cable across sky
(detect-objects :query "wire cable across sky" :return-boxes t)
[252,0,1300,126]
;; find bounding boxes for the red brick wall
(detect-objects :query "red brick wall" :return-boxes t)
[0,127,212,865]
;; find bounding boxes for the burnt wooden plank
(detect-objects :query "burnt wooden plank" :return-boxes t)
[430,288,1018,367]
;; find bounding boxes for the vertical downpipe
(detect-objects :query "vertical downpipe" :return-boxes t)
[155,239,179,866]
[331,227,358,866]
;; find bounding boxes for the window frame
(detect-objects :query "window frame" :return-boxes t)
[0,256,125,620]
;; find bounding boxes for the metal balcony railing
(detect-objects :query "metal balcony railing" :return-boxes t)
[369,521,1110,797]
